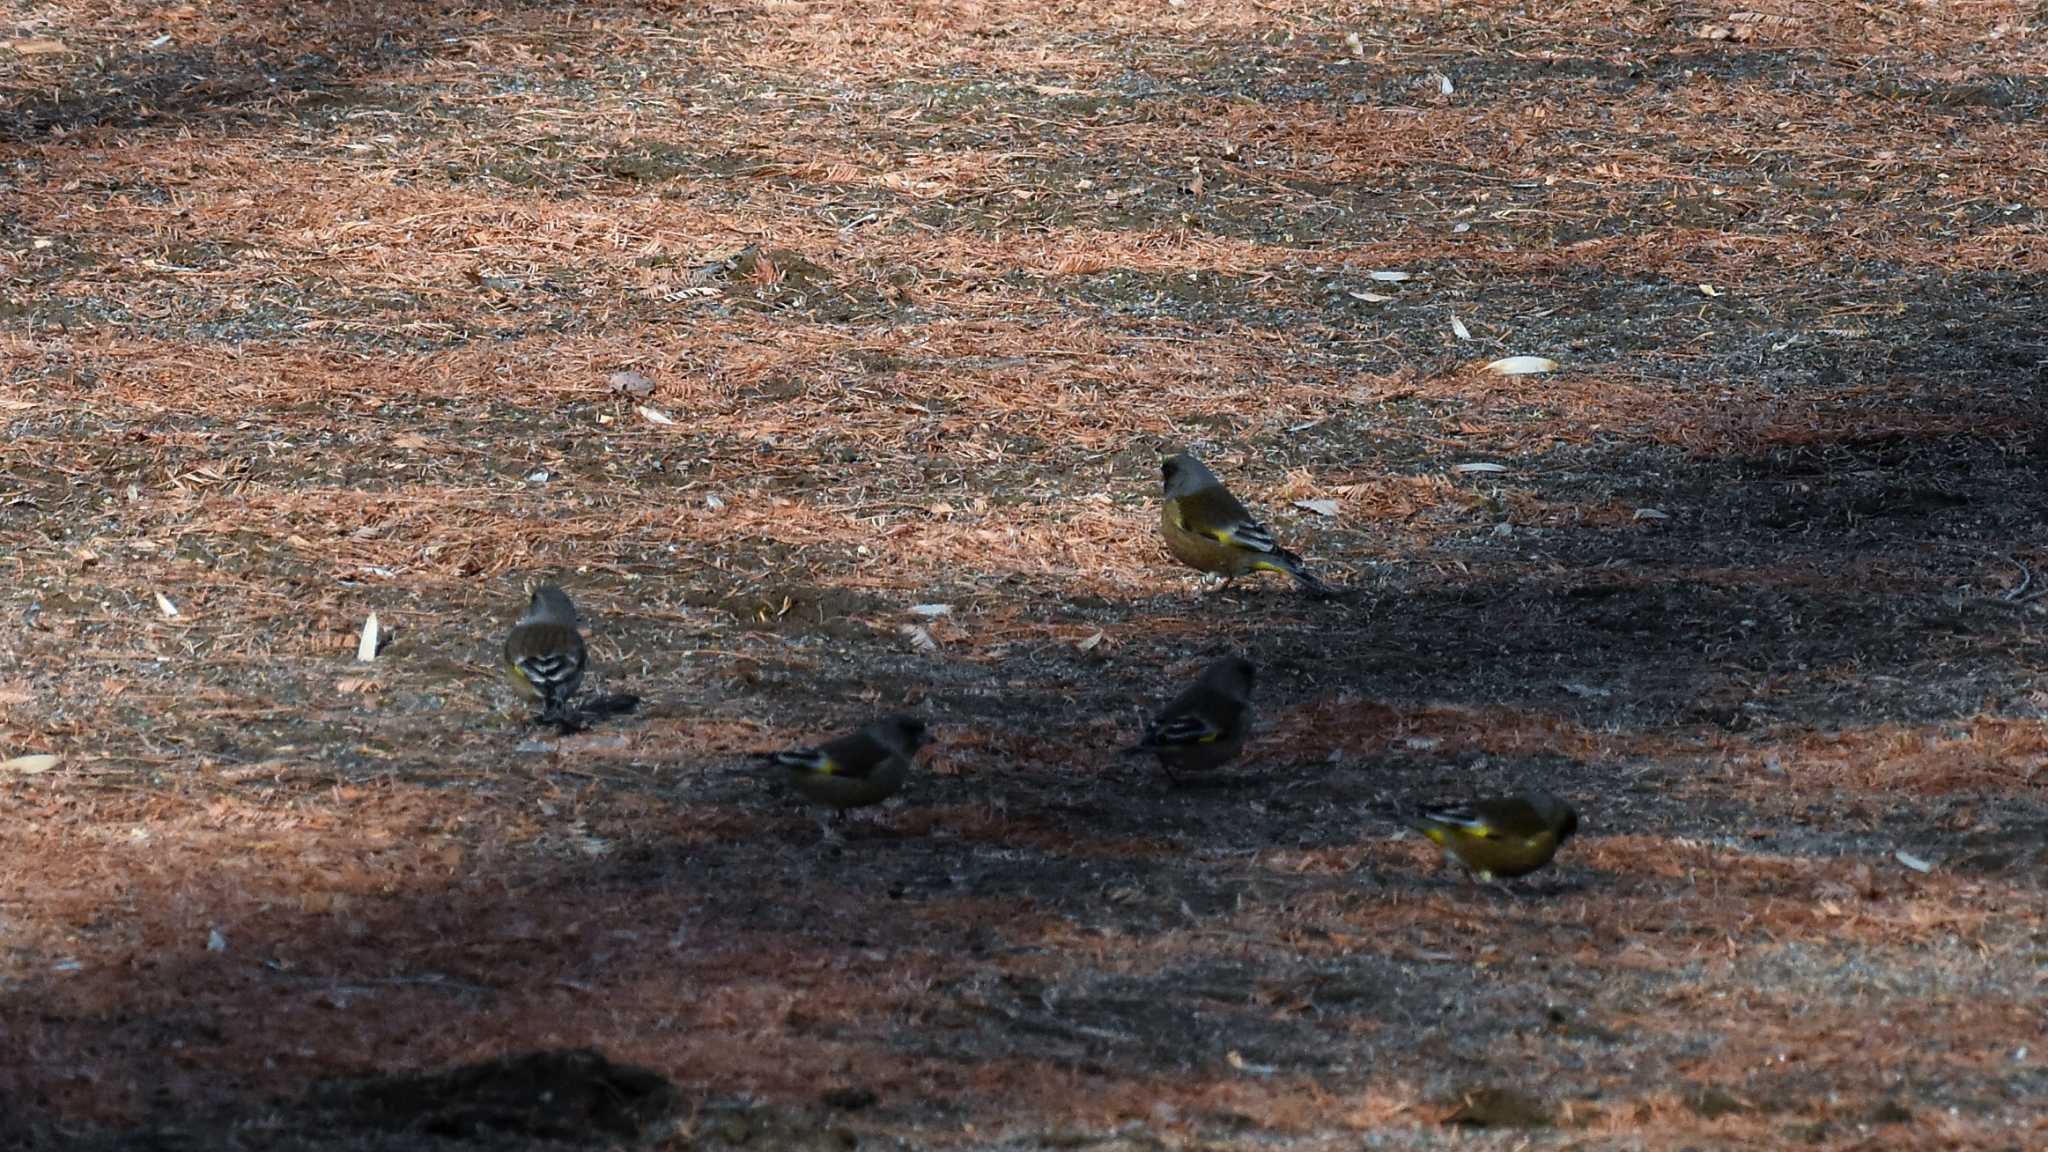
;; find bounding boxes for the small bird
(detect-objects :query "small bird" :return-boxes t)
[762,714,928,817]
[1158,452,1331,597]
[1122,655,1256,781]
[1411,792,1579,882]
[501,583,587,727]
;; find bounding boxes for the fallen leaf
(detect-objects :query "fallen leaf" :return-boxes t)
[1076,631,1104,652]
[637,405,675,426]
[899,624,939,653]
[357,613,380,662]
[1894,850,1933,874]
[1451,315,1471,340]
[1293,499,1342,517]
[155,591,180,618]
[908,603,953,618]
[6,39,69,55]
[608,370,655,396]
[1452,462,1509,474]
[1484,355,1559,376]
[1,753,59,774]
[1369,270,1413,282]
[1344,31,1364,59]
[1348,290,1393,303]
[1633,507,1670,521]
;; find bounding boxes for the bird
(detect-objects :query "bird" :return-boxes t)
[761,714,929,817]
[1122,655,1256,781]
[1410,792,1579,882]
[1158,452,1331,597]
[501,583,588,727]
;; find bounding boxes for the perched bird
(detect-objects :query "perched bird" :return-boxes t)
[1411,792,1579,882]
[501,583,588,726]
[1122,655,1256,780]
[762,714,928,816]
[1158,452,1331,597]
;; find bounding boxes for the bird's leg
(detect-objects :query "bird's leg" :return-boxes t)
[817,811,846,845]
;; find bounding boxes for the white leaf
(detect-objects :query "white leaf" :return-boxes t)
[154,591,179,618]
[704,493,725,510]
[1348,290,1393,303]
[637,405,675,426]
[1,753,59,774]
[1484,355,1559,376]
[1076,630,1104,652]
[1699,283,1721,297]
[1450,315,1471,340]
[1452,462,1509,474]
[1344,31,1364,59]
[1633,507,1670,521]
[356,613,380,663]
[1293,499,1341,517]
[899,624,939,652]
[1438,72,1454,95]
[206,928,227,953]
[526,469,550,483]
[1894,850,1933,874]
[1368,270,1413,282]
[907,603,953,618]
[1562,682,1611,699]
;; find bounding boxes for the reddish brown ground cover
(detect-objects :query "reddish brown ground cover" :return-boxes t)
[2,2,2045,1148]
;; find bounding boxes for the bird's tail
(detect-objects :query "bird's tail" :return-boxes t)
[1270,547,1334,599]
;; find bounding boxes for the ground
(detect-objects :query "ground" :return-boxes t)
[2,1,2045,1149]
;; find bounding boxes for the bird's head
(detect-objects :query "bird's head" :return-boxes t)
[1202,654,1257,700]
[1530,791,1579,841]
[880,713,930,752]
[526,582,579,626]
[1160,452,1214,498]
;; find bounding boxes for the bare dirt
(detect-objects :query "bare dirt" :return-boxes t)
[2,2,2045,1149]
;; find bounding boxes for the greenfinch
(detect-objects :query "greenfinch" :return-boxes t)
[501,583,587,725]
[1159,452,1331,597]
[1122,655,1256,780]
[1411,792,1579,881]
[762,714,928,815]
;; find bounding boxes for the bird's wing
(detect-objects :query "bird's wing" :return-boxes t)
[1214,517,1277,553]
[1417,804,1496,836]
[778,730,892,779]
[768,747,837,776]
[1147,710,1223,747]
[1177,488,1279,553]
[516,650,580,680]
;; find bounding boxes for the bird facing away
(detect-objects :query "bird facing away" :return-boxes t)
[1158,452,1331,597]
[1122,655,1257,780]
[1411,792,1579,882]
[501,583,587,726]
[763,714,929,815]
